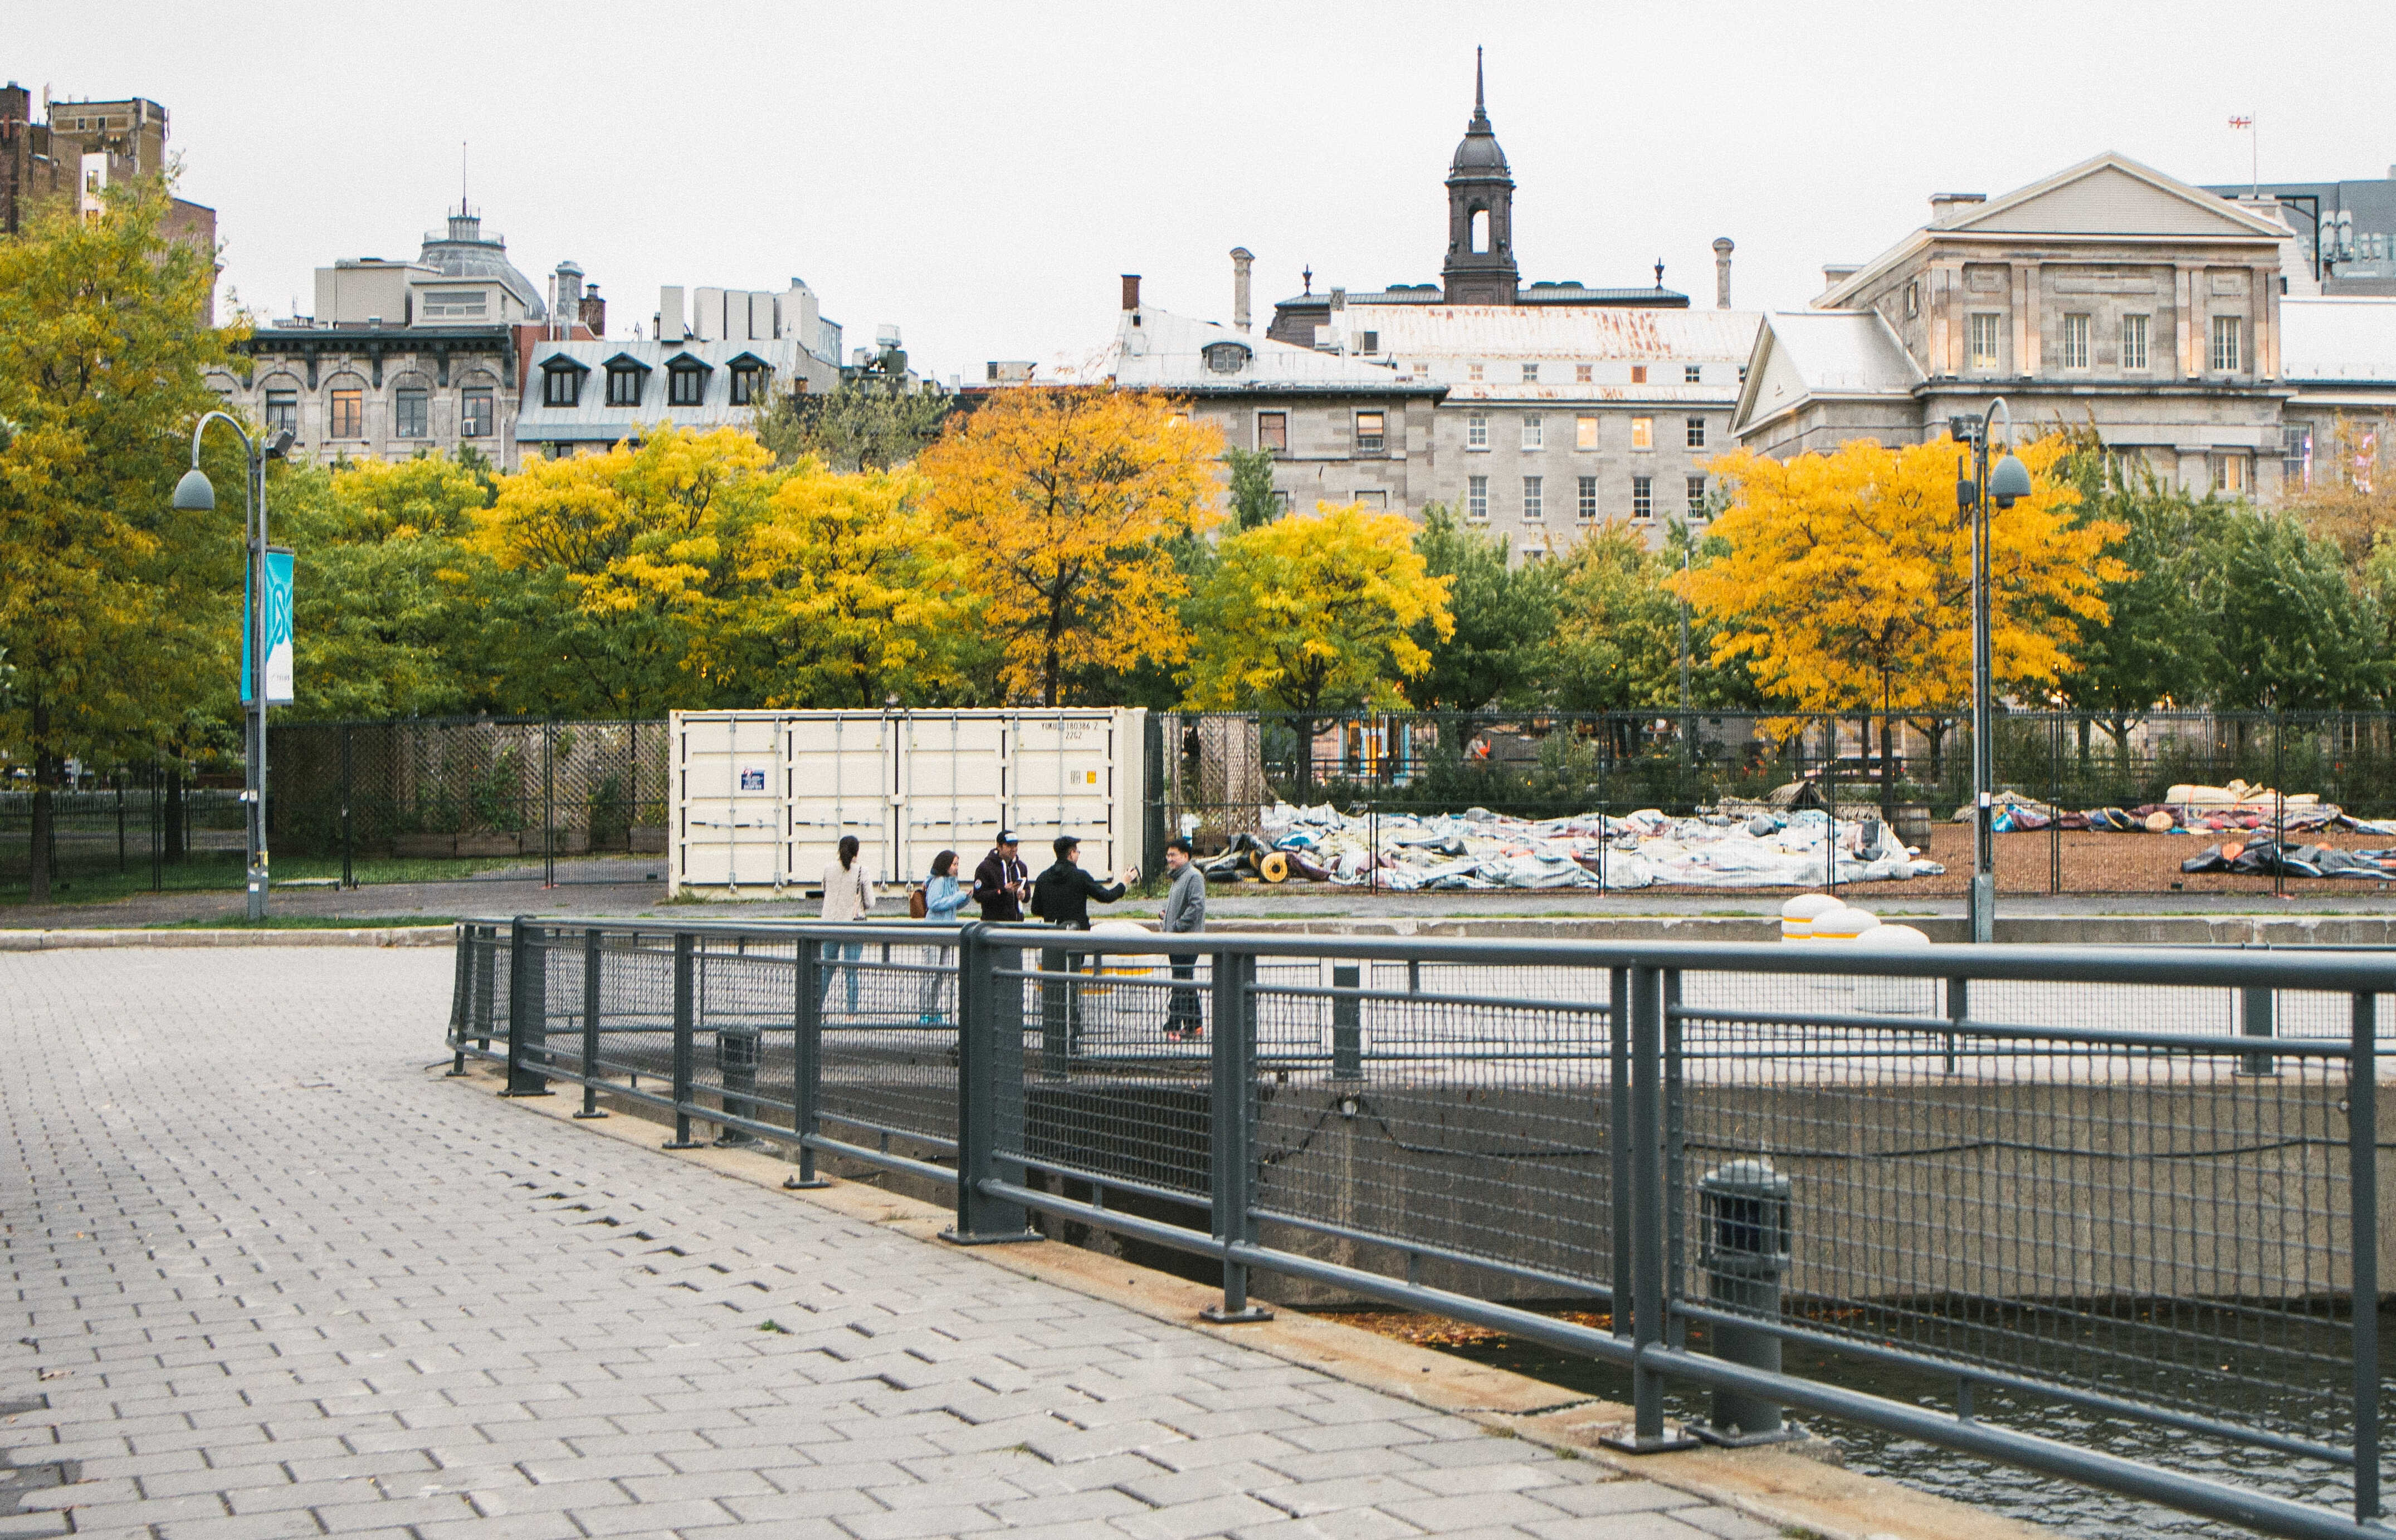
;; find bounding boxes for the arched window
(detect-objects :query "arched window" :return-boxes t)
[1471,208,1490,255]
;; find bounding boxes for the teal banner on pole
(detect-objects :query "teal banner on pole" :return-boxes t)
[241,549,295,706]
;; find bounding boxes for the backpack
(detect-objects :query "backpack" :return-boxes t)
[909,886,929,920]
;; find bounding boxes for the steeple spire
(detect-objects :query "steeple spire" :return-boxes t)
[1473,46,1485,124]
[1443,48,1517,305]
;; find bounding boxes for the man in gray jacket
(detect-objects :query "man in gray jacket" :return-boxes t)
[1159,837,1206,1040]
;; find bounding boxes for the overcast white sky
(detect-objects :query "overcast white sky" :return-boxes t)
[8,2,2391,385]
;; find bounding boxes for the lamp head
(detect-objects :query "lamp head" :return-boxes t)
[266,428,296,459]
[1989,452,2033,509]
[172,466,216,511]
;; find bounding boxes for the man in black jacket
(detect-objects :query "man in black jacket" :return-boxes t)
[1029,836,1134,928]
[971,832,1028,922]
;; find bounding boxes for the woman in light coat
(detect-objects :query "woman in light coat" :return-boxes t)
[820,834,874,1015]
[918,849,966,1023]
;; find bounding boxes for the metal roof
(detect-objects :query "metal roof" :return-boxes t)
[1341,305,1763,361]
[1106,306,1440,395]
[515,338,812,442]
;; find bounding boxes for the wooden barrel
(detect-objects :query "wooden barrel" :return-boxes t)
[1889,801,1933,846]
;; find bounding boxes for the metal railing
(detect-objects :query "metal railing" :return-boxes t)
[447,917,2396,1539]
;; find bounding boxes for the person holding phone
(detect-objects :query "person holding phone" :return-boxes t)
[918,849,965,1023]
[819,834,874,1015]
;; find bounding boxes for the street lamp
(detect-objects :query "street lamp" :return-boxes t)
[1951,400,2032,944]
[174,415,295,920]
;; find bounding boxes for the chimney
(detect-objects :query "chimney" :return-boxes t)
[1929,192,1987,225]
[1230,246,1253,333]
[554,260,584,315]
[659,285,685,341]
[579,281,606,338]
[1121,273,1141,312]
[1711,237,1735,309]
[1329,286,1345,311]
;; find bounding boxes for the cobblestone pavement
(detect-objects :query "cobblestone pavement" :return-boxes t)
[0,949,1774,1540]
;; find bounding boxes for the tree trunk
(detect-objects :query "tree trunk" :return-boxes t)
[165,769,186,862]
[1880,710,1899,818]
[28,764,51,905]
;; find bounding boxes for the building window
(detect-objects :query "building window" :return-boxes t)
[1687,475,1708,517]
[1353,489,1387,510]
[1355,410,1385,452]
[1258,411,1287,452]
[1522,476,1543,521]
[1577,475,1597,520]
[730,364,765,405]
[2121,314,2150,372]
[2211,315,2243,373]
[542,366,581,408]
[1520,414,1542,450]
[328,388,363,439]
[1576,415,1598,451]
[1684,364,1702,384]
[1468,363,1485,382]
[1467,414,1489,450]
[1905,280,1920,317]
[264,390,297,436]
[1968,314,2000,371]
[1632,475,1653,520]
[607,367,644,407]
[1631,364,1648,384]
[1685,416,1706,449]
[396,388,428,439]
[1466,475,1489,521]
[2214,453,2250,493]
[669,365,707,405]
[1631,417,1653,451]
[1575,363,1593,383]
[2283,424,2314,488]
[2060,312,2090,370]
[420,287,489,319]
[462,388,494,438]
[1360,330,1378,353]
[1272,490,1291,516]
[1522,363,1539,384]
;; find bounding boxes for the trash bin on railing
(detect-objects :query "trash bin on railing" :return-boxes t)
[1696,1157,1795,1445]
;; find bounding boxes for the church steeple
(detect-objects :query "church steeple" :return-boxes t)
[1442,47,1518,306]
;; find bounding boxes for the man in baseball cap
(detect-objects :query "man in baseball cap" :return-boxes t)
[972,831,1028,922]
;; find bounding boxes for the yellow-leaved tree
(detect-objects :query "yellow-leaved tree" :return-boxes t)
[919,387,1222,705]
[469,426,775,715]
[1184,502,1453,788]
[1672,434,2123,796]
[695,458,973,708]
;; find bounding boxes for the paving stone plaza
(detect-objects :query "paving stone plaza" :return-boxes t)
[0,947,1777,1539]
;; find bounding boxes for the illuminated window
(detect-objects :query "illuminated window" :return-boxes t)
[1576,363,1593,383]
[1631,417,1653,451]
[2213,453,2249,492]
[1969,314,2000,371]
[1631,364,1648,384]
[1576,415,1598,451]
[1354,411,1385,452]
[328,389,363,438]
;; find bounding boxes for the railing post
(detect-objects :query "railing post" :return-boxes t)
[1604,962,1695,1453]
[1663,969,1686,1352]
[664,932,701,1148]
[787,935,829,1186]
[1204,949,1272,1322]
[340,723,354,891]
[1945,975,1966,1076]
[1040,942,1070,1081]
[944,923,1037,1243]
[2353,991,2380,1525]
[473,923,496,1055]
[1609,965,1631,1344]
[1331,963,1362,1081]
[446,922,471,1075]
[2241,984,2278,1077]
[503,917,552,1097]
[574,927,606,1117]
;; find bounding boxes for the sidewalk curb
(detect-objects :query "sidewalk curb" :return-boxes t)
[0,927,453,950]
[448,1060,2053,1540]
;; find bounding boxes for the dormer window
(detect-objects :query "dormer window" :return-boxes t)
[726,353,770,405]
[1203,340,1252,374]
[665,353,713,407]
[603,354,650,408]
[540,355,588,408]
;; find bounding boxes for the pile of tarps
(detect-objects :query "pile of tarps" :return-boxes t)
[1197,804,1945,892]
[1949,779,2396,837]
[2179,838,2396,879]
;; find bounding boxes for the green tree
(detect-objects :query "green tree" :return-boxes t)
[1224,447,1279,530]
[1406,503,1558,714]
[753,381,953,472]
[1549,521,1755,711]
[2198,506,2385,710]
[2051,445,2220,771]
[0,175,235,902]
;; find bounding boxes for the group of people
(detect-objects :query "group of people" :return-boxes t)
[814,829,1208,1038]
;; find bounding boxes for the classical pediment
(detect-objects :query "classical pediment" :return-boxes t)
[1946,154,2287,240]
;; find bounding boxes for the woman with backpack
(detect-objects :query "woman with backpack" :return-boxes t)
[819,834,874,1015]
[917,849,965,1023]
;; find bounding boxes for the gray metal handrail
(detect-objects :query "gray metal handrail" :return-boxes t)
[446,914,2396,1539]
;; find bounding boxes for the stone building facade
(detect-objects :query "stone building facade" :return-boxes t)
[2,81,217,319]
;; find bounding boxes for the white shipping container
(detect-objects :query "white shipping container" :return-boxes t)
[671,708,1150,896]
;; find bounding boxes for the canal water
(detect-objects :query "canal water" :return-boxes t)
[1313,1304,2394,1539]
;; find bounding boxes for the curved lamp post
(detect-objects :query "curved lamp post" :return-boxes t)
[174,416,294,921]
[1951,400,2033,943]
